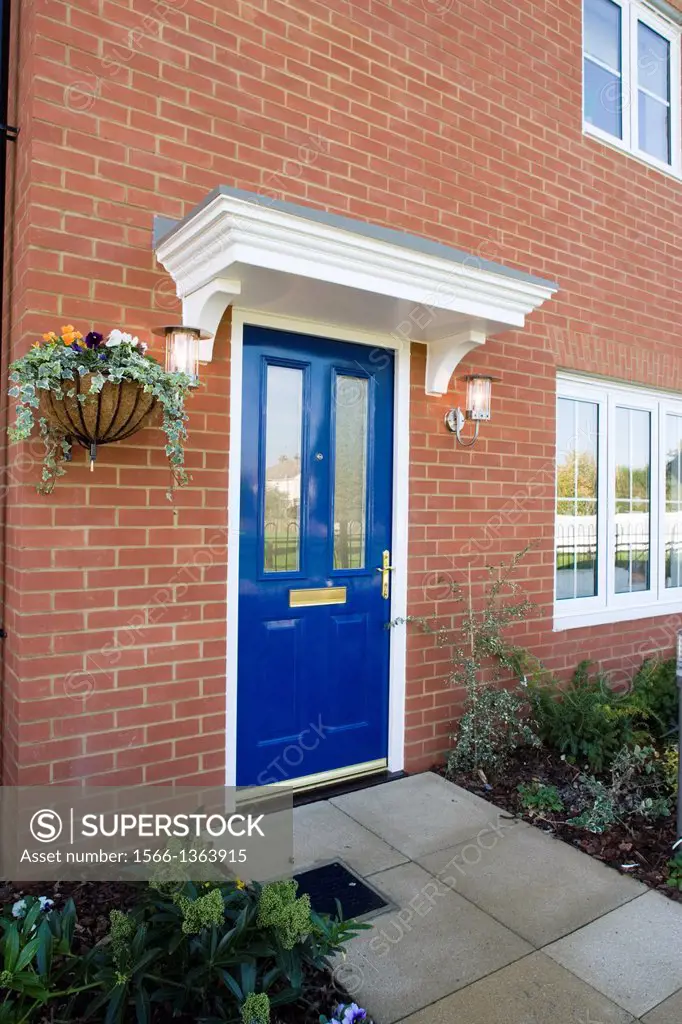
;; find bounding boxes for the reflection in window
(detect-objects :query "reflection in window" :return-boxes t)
[665,414,682,588]
[584,0,623,138]
[638,22,671,163]
[263,365,303,572]
[615,407,651,593]
[556,398,599,600]
[333,376,368,570]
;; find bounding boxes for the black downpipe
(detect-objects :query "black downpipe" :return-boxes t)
[0,0,18,783]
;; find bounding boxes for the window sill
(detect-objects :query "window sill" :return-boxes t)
[554,598,682,632]
[583,123,682,182]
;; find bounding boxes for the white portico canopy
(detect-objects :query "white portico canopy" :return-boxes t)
[154,187,558,396]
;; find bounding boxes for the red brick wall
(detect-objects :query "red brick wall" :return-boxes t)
[4,0,682,782]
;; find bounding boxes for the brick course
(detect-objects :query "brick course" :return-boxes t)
[2,0,682,782]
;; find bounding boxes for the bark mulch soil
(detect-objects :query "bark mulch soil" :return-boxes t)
[0,879,347,1024]
[446,747,682,903]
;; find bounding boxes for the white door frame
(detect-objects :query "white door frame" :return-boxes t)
[224,308,411,787]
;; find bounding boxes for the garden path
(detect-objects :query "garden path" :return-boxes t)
[293,772,682,1024]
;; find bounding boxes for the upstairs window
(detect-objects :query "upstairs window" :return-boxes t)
[583,0,681,175]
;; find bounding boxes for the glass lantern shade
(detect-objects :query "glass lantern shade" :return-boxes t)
[153,325,211,382]
[464,375,496,421]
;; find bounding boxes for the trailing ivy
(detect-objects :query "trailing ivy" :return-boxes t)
[7,326,194,499]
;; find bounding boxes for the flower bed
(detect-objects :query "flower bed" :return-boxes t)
[394,549,681,901]
[443,651,681,899]
[0,878,369,1024]
[448,745,681,901]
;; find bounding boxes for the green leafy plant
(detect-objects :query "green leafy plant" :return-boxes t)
[528,660,647,773]
[661,744,679,795]
[630,658,678,740]
[242,991,270,1024]
[0,896,98,1024]
[517,781,564,814]
[83,879,368,1024]
[608,744,672,820]
[394,548,541,778]
[7,326,194,498]
[666,851,682,891]
[567,744,671,835]
[566,776,618,833]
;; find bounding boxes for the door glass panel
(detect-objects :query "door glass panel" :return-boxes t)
[333,375,368,570]
[263,365,303,572]
[556,397,599,600]
[665,414,682,588]
[614,406,650,593]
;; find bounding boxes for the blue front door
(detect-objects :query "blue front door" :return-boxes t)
[237,326,394,786]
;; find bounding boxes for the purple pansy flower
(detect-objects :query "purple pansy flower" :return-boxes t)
[336,1005,367,1024]
[84,331,103,349]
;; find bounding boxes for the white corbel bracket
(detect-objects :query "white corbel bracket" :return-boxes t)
[424,329,487,396]
[182,278,242,362]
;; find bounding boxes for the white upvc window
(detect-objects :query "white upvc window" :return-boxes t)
[555,374,682,629]
[583,0,682,176]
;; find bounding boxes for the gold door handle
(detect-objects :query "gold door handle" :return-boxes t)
[376,549,394,600]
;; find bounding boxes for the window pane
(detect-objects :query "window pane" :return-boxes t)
[556,397,599,601]
[638,22,670,101]
[264,365,303,572]
[585,0,622,70]
[665,414,682,588]
[614,407,650,594]
[638,90,671,163]
[333,376,368,570]
[584,59,623,138]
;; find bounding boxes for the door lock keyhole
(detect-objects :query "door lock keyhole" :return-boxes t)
[315,452,324,461]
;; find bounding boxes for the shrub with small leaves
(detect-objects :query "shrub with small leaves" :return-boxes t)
[567,777,618,833]
[528,660,648,773]
[517,782,564,814]
[667,852,682,891]
[608,744,671,820]
[448,684,538,778]
[661,744,679,795]
[394,548,541,779]
[257,880,312,950]
[108,909,135,981]
[630,658,678,740]
[241,992,270,1024]
[174,887,225,934]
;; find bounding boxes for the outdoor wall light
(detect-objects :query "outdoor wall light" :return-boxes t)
[153,325,212,382]
[444,374,500,447]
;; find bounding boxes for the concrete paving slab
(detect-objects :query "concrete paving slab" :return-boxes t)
[293,800,408,876]
[418,824,645,946]
[396,952,636,1024]
[330,773,519,859]
[641,988,682,1023]
[545,891,682,1018]
[331,861,531,1023]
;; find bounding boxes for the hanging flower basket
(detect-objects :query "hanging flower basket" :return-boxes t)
[38,373,158,449]
[8,326,195,498]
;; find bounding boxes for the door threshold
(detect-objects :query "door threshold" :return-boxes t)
[293,767,408,807]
